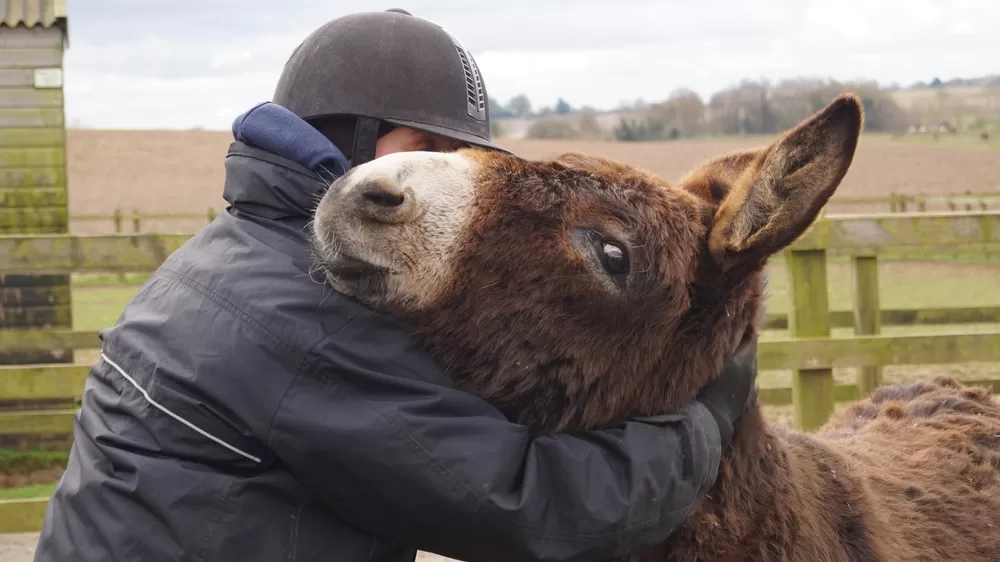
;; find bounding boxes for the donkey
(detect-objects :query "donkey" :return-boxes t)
[311,94,1000,561]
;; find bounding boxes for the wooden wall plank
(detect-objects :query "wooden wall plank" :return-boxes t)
[0,107,64,127]
[0,48,63,69]
[0,127,62,147]
[0,26,65,49]
[0,88,63,109]
[0,147,65,168]
[0,187,67,207]
[0,69,33,87]
[0,207,69,233]
[0,167,65,188]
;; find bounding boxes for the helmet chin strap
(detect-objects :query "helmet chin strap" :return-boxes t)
[351,116,380,166]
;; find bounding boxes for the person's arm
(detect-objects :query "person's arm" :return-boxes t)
[267,323,757,562]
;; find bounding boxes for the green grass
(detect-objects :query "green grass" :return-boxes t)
[863,131,1000,150]
[0,482,57,500]
[71,272,151,287]
[0,450,68,473]
[72,285,136,331]
[0,450,66,500]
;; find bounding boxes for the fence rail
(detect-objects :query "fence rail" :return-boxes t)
[71,207,218,233]
[65,193,1000,234]
[829,191,1000,213]
[4,301,1000,358]
[0,330,996,399]
[0,498,48,534]
[7,210,999,275]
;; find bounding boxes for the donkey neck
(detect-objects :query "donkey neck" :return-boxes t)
[652,408,885,562]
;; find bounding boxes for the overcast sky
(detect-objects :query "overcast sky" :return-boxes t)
[61,0,998,130]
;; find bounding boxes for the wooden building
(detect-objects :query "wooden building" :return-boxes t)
[0,0,72,365]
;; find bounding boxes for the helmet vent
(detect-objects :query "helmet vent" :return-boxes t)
[456,46,486,121]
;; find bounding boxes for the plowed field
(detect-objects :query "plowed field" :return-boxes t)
[65,130,999,234]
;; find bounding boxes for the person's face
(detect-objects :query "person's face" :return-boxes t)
[374,126,464,158]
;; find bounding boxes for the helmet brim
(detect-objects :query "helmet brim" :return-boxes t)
[382,117,512,154]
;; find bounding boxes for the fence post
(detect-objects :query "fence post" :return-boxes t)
[113,208,123,233]
[852,255,882,396]
[132,209,141,234]
[786,248,834,431]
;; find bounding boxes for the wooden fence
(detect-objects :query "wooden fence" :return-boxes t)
[0,209,999,533]
[1,209,997,428]
[845,191,1000,213]
[66,192,1000,234]
[71,207,218,234]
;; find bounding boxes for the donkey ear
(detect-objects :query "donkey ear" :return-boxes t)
[707,94,863,269]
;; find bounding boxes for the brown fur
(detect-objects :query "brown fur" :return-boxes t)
[319,94,1000,561]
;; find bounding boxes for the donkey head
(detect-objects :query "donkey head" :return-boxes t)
[312,94,863,432]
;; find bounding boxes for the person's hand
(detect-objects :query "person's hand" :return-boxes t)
[695,331,759,449]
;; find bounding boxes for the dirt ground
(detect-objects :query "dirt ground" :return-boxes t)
[0,533,461,562]
[65,130,1000,234]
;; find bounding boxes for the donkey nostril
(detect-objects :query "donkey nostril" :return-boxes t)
[362,185,405,208]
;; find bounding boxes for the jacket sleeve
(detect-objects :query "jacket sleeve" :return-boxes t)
[267,320,724,562]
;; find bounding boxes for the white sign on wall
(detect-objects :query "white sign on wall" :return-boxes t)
[34,68,64,89]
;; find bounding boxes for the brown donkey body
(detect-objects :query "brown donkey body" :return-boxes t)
[311,95,1000,561]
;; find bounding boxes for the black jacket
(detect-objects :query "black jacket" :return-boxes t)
[33,103,728,562]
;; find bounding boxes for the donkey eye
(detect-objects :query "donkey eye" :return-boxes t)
[600,240,629,276]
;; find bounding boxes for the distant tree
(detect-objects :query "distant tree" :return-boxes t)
[613,118,638,141]
[706,80,775,135]
[576,107,604,139]
[507,94,533,117]
[489,98,515,119]
[847,81,910,132]
[525,118,579,139]
[612,116,665,142]
[645,88,706,138]
[554,98,572,115]
[595,73,958,140]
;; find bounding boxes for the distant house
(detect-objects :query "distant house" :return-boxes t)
[936,121,956,133]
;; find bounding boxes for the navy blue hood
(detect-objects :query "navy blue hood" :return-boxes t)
[222,102,353,222]
[232,101,351,182]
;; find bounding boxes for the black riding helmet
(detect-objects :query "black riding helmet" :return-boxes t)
[273,8,506,165]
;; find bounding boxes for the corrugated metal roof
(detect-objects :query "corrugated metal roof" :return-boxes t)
[0,0,67,29]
